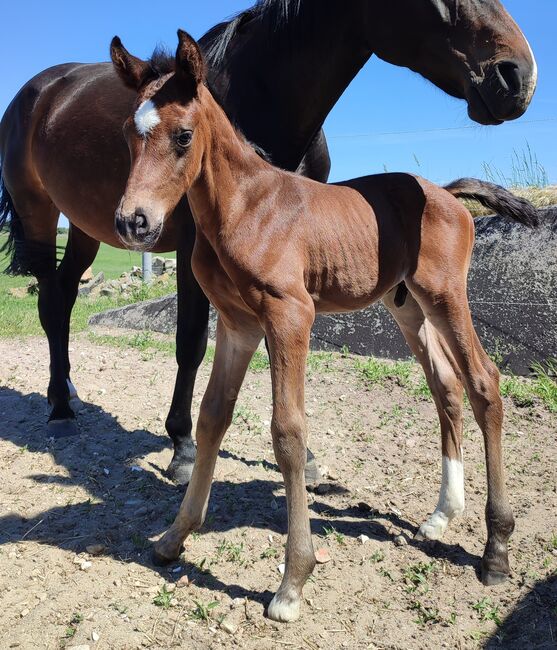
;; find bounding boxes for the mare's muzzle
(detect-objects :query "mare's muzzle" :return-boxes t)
[468,59,536,125]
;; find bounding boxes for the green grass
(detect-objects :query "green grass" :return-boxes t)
[500,362,557,413]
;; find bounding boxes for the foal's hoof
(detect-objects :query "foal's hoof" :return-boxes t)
[167,458,195,486]
[304,451,322,489]
[47,418,79,439]
[267,593,301,623]
[152,544,184,567]
[481,568,509,587]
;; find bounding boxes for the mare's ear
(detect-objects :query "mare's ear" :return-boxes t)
[110,36,152,90]
[175,29,205,92]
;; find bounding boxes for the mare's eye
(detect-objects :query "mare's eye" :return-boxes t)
[175,130,193,149]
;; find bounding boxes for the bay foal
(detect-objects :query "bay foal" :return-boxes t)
[111,32,538,622]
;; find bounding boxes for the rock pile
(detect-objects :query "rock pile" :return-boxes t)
[8,256,177,300]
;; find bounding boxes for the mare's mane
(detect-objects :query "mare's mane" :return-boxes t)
[202,0,303,66]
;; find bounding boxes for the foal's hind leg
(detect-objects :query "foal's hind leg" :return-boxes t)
[406,280,514,585]
[154,316,263,562]
[383,289,465,541]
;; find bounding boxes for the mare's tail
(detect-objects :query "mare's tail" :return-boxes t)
[0,173,29,275]
[444,178,540,228]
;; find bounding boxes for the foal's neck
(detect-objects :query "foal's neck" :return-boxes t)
[188,87,273,242]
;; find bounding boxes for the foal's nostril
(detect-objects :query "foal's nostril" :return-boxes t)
[494,61,522,96]
[133,209,148,235]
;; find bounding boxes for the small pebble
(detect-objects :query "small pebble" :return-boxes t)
[358,534,371,544]
[394,535,407,547]
[86,544,106,556]
[315,548,332,564]
[91,631,100,642]
[80,560,92,571]
[220,620,237,635]
[177,575,190,588]
[277,563,286,575]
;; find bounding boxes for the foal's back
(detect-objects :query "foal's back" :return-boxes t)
[281,171,470,312]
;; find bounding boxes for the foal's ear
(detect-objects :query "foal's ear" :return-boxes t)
[176,29,205,91]
[110,36,152,90]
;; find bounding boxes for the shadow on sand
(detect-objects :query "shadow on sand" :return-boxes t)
[0,385,481,605]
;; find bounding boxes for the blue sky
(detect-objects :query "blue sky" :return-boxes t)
[1,0,555,188]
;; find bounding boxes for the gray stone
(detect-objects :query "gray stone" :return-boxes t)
[88,207,557,375]
[152,256,166,276]
[78,271,105,297]
[100,286,116,297]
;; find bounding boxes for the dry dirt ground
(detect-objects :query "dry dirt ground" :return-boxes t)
[0,333,555,650]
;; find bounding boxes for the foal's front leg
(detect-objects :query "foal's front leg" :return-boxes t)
[265,298,316,623]
[154,317,263,562]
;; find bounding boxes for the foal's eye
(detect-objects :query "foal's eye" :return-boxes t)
[175,130,193,149]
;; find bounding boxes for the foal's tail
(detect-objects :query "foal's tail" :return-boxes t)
[0,173,28,275]
[444,178,540,228]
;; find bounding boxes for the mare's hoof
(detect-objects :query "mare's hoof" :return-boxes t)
[47,419,79,439]
[167,458,194,486]
[481,568,509,586]
[152,544,184,567]
[69,396,84,414]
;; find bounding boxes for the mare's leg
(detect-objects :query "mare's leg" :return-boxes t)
[165,214,210,484]
[406,279,514,585]
[265,297,316,623]
[10,191,79,434]
[383,289,465,540]
[57,225,100,409]
[155,315,263,561]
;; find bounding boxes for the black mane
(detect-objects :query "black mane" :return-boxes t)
[148,46,175,76]
[202,0,302,66]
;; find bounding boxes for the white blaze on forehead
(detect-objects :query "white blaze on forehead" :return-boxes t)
[134,99,161,137]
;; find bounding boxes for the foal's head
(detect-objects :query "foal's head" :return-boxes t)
[111,31,208,250]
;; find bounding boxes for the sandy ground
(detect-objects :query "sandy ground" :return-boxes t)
[0,333,555,650]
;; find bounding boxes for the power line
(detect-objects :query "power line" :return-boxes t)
[328,117,557,140]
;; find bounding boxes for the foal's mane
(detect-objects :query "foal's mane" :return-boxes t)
[143,46,272,163]
[202,0,302,67]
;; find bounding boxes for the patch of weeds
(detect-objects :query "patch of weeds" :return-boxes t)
[404,561,436,593]
[19,444,29,454]
[378,567,395,581]
[369,550,385,563]
[500,375,535,408]
[532,360,557,413]
[546,534,557,551]
[189,599,219,623]
[232,405,263,434]
[472,597,502,625]
[412,375,432,399]
[306,351,335,373]
[355,357,412,387]
[249,349,270,371]
[410,600,442,626]
[88,331,175,357]
[153,585,174,609]
[131,532,149,550]
[322,525,346,546]
[64,612,84,638]
[469,629,489,641]
[260,546,280,559]
[110,602,128,615]
[216,540,245,564]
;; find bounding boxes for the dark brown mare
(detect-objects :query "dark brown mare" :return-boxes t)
[0,0,537,485]
[111,31,539,622]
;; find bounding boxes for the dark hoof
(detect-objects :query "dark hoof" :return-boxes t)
[47,418,79,439]
[167,458,195,486]
[152,544,184,567]
[304,450,322,488]
[481,568,509,586]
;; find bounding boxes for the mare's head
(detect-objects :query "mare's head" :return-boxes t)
[370,0,537,124]
[111,31,207,250]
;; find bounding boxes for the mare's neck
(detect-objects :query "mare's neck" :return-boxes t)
[187,87,272,243]
[207,0,372,171]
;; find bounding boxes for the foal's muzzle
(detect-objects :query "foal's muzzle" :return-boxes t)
[115,208,158,249]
